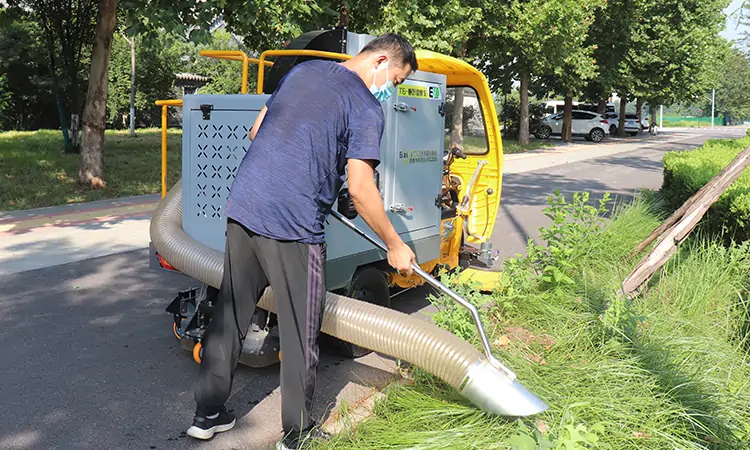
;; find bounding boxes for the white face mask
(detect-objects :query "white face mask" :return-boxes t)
[369,62,394,102]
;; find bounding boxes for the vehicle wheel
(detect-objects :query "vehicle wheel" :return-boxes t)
[629,132,637,136]
[534,125,552,140]
[609,124,617,135]
[590,128,605,142]
[324,267,391,358]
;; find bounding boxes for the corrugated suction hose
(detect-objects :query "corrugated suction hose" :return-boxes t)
[150,179,548,417]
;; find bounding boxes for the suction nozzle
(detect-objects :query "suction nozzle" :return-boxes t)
[461,360,549,416]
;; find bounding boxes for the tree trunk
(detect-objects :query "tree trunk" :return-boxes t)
[128,35,136,136]
[451,88,465,148]
[618,93,627,137]
[635,98,643,132]
[70,113,80,147]
[338,0,349,27]
[561,93,573,143]
[79,0,118,188]
[518,68,530,145]
[597,99,606,115]
[650,105,656,125]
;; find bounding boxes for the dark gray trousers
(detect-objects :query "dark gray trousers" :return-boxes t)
[194,218,327,436]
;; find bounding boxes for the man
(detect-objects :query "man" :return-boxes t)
[185,33,419,450]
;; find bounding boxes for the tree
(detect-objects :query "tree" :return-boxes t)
[8,0,98,150]
[707,46,750,122]
[631,0,729,117]
[0,8,58,131]
[79,0,118,188]
[480,0,604,145]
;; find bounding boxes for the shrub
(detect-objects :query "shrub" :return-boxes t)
[662,137,750,241]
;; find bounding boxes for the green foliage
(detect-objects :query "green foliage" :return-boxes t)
[107,33,180,128]
[499,94,548,138]
[525,190,612,290]
[509,414,610,450]
[348,0,484,57]
[311,191,750,449]
[0,8,58,131]
[709,46,750,121]
[662,136,750,241]
[481,0,604,92]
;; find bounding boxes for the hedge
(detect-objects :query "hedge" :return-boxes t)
[662,136,750,240]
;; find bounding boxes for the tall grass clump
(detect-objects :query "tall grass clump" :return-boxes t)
[312,190,750,450]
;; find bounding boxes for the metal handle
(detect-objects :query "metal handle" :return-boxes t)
[330,209,517,380]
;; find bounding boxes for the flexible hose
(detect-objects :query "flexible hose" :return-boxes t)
[150,179,548,416]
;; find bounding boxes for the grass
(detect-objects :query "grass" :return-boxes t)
[0,128,182,212]
[310,191,750,449]
[661,117,721,128]
[503,139,554,154]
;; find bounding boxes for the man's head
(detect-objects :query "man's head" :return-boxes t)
[344,33,418,100]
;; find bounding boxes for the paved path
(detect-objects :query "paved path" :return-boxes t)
[0,127,746,450]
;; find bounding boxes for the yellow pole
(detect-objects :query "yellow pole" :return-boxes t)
[241,54,248,94]
[161,105,167,198]
[257,54,267,94]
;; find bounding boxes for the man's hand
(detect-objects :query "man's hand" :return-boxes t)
[347,158,416,276]
[387,240,416,276]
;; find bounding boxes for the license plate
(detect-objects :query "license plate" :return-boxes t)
[627,121,635,125]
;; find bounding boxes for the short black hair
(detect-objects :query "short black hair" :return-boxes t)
[361,33,418,72]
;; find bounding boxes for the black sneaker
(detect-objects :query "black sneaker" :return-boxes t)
[186,407,236,440]
[275,426,330,449]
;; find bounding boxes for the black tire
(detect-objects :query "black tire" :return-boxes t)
[610,124,617,135]
[590,128,605,142]
[323,267,390,358]
[534,125,552,140]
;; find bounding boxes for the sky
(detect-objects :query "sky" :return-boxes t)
[722,0,748,43]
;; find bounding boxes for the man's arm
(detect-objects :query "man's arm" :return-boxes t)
[346,159,402,249]
[347,159,416,275]
[249,106,268,141]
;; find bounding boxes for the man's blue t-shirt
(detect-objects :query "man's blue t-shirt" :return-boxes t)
[225,60,385,244]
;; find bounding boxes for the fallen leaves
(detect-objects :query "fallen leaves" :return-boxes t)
[494,335,511,347]
[504,326,557,350]
[536,419,549,435]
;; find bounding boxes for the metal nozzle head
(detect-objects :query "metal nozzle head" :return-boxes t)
[460,360,549,417]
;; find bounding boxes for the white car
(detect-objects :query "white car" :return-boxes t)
[534,110,610,142]
[604,113,649,135]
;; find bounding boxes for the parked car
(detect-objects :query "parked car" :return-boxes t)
[604,112,649,135]
[533,110,610,142]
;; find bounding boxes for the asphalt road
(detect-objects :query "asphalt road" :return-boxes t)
[0,127,745,450]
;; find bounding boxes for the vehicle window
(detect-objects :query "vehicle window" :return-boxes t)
[444,87,488,155]
[625,114,638,119]
[571,111,593,120]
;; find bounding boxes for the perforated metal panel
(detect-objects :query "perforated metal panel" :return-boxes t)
[182,94,270,252]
